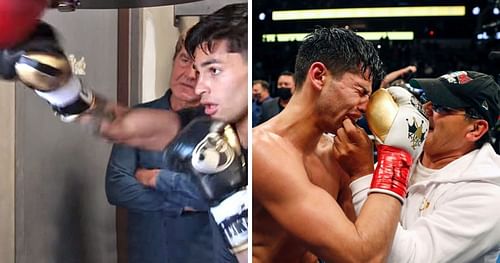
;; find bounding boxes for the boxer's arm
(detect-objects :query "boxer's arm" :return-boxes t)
[337,172,356,222]
[99,107,182,151]
[253,131,401,262]
[349,174,372,216]
[29,74,182,151]
[331,118,375,216]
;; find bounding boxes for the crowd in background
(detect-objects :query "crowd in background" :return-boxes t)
[253,38,500,94]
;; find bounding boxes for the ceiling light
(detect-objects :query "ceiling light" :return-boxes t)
[272,6,466,21]
[259,12,266,21]
[262,31,415,42]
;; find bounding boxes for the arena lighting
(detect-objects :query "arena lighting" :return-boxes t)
[477,32,490,40]
[262,31,414,42]
[472,6,481,16]
[259,12,266,20]
[271,6,466,21]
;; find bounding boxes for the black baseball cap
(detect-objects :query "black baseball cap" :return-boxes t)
[409,71,500,129]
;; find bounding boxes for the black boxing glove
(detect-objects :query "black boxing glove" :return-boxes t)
[163,116,248,253]
[0,21,71,91]
[163,116,247,204]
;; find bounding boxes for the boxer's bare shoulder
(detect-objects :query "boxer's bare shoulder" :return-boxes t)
[252,130,353,261]
[253,127,312,262]
[253,127,304,179]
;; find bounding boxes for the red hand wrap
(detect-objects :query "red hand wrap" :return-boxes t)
[369,144,412,204]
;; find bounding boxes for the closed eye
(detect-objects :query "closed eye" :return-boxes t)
[356,86,370,97]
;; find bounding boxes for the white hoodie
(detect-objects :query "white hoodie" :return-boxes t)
[351,143,500,263]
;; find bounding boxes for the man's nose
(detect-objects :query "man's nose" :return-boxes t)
[195,77,208,95]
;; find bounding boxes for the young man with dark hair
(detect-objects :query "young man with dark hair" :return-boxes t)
[100,3,249,262]
[105,35,220,263]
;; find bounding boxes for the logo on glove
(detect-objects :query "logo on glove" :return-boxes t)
[191,124,239,174]
[405,95,428,150]
[406,116,427,150]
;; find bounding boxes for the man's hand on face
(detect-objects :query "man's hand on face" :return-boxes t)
[135,168,160,188]
[332,118,375,182]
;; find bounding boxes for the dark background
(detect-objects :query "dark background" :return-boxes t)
[253,0,500,90]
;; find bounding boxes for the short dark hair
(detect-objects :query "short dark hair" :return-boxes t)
[279,71,294,77]
[185,3,247,60]
[294,27,384,90]
[278,71,294,82]
[252,80,270,91]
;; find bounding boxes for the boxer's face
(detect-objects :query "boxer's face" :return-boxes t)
[170,47,200,104]
[318,70,372,133]
[193,40,248,124]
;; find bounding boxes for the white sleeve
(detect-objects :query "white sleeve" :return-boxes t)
[388,182,500,263]
[349,174,372,216]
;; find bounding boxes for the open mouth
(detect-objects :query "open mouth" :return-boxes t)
[204,103,218,116]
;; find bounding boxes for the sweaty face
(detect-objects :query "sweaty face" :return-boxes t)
[317,71,372,133]
[169,47,200,103]
[193,40,248,124]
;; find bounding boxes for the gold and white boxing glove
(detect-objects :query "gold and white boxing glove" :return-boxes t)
[15,51,72,91]
[365,86,429,203]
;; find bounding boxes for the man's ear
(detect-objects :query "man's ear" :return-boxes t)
[465,119,489,142]
[308,62,327,91]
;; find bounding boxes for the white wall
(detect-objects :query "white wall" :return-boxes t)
[141,5,177,102]
[141,6,199,103]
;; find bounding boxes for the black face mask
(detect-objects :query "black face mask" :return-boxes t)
[276,87,292,100]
